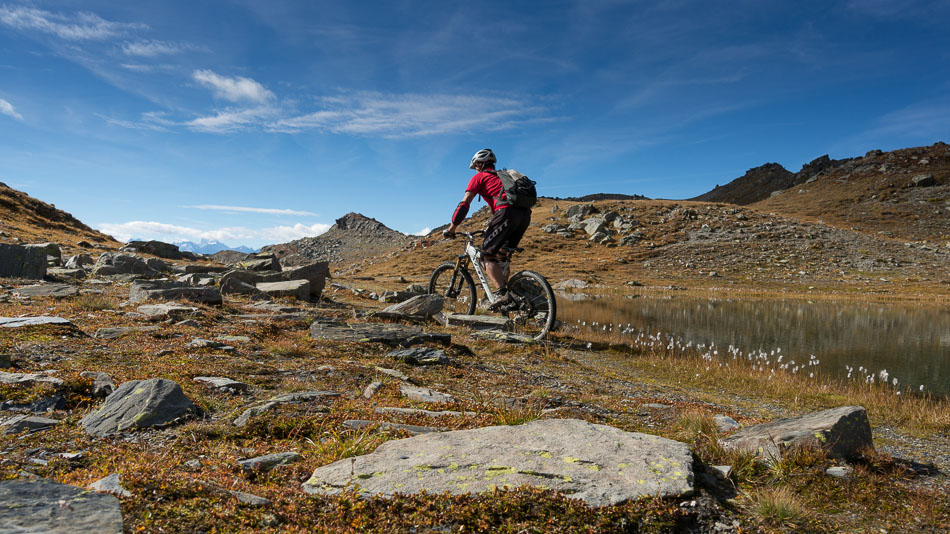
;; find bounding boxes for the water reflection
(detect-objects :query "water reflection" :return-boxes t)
[559,295,950,396]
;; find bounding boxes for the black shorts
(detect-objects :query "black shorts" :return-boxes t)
[482,207,531,261]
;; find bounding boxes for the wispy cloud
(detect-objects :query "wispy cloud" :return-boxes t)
[273,92,549,137]
[122,39,199,57]
[97,220,331,245]
[186,106,276,133]
[183,204,317,216]
[0,97,23,120]
[412,227,432,236]
[193,69,275,103]
[0,5,145,40]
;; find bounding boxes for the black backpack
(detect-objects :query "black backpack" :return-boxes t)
[492,169,537,209]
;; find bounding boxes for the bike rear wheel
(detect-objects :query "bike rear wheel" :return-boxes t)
[506,270,557,340]
[428,262,477,316]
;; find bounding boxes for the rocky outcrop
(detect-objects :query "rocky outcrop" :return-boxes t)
[260,212,414,267]
[720,405,873,461]
[0,243,47,279]
[92,253,161,277]
[303,419,694,507]
[309,321,451,347]
[81,378,198,437]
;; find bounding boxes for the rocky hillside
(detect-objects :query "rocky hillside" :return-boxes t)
[691,142,949,242]
[260,212,416,267]
[0,182,118,248]
[690,155,849,205]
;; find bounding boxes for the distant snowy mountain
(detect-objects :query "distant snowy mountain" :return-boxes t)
[174,239,257,255]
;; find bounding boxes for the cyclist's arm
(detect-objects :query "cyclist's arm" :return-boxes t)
[447,190,477,233]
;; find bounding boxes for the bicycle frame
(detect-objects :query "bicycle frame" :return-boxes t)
[454,233,508,305]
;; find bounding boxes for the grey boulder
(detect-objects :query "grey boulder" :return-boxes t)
[81,378,198,437]
[129,280,222,305]
[0,243,46,279]
[387,347,450,366]
[0,479,123,533]
[92,252,157,277]
[309,321,451,347]
[720,405,873,461]
[303,418,693,507]
[256,279,310,300]
[379,294,444,319]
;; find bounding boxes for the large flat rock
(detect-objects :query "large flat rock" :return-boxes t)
[720,405,873,461]
[0,316,73,328]
[303,418,693,507]
[129,280,222,305]
[81,378,197,437]
[0,478,123,534]
[309,321,451,347]
[12,283,79,298]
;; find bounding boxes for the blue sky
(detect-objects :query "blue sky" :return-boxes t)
[0,1,948,248]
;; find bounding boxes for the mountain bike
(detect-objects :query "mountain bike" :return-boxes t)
[428,230,557,340]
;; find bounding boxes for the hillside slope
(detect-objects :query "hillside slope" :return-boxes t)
[690,155,848,205]
[260,212,416,267]
[753,143,949,242]
[0,182,119,248]
[335,196,949,298]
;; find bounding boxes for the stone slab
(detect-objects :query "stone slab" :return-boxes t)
[303,418,694,507]
[309,321,451,347]
[0,478,123,534]
[342,419,445,435]
[94,326,160,340]
[0,243,47,279]
[0,371,64,386]
[13,283,79,298]
[1,415,60,435]
[0,316,73,328]
[445,314,512,331]
[257,279,311,300]
[387,348,451,366]
[400,385,455,404]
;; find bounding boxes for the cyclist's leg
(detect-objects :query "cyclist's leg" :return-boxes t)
[482,210,510,290]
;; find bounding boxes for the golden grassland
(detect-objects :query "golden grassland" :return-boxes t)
[1,281,948,533]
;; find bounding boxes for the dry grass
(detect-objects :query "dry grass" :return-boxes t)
[72,293,117,311]
[743,487,812,530]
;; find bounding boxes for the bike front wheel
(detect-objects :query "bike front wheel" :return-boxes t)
[506,270,557,340]
[428,262,477,316]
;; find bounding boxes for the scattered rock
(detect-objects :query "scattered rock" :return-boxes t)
[65,254,94,269]
[268,390,340,403]
[376,407,476,418]
[825,466,853,479]
[233,401,279,427]
[0,316,73,329]
[87,473,133,498]
[1,415,59,435]
[302,419,694,507]
[309,321,451,347]
[136,303,199,318]
[129,280,222,305]
[239,452,302,472]
[342,419,444,435]
[376,367,410,382]
[256,279,311,300]
[92,252,157,277]
[444,314,512,331]
[81,378,198,437]
[0,478,123,534]
[552,279,588,289]
[400,385,455,404]
[94,326,160,339]
[720,406,872,461]
[387,347,450,366]
[0,371,64,386]
[911,174,936,187]
[469,330,535,343]
[193,376,249,394]
[363,381,383,399]
[186,338,234,351]
[566,203,597,219]
[230,490,271,507]
[713,415,740,433]
[377,294,444,319]
[80,371,116,397]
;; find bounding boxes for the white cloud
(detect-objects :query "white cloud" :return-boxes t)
[193,69,274,103]
[184,204,318,216]
[186,107,275,133]
[412,227,432,236]
[122,39,197,57]
[0,97,23,120]
[97,220,331,245]
[272,92,548,137]
[0,5,145,40]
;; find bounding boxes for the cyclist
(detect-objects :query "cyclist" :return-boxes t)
[444,148,531,309]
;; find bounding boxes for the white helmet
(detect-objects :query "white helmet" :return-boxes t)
[469,148,497,169]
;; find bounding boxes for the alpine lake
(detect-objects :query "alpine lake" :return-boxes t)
[558,292,950,397]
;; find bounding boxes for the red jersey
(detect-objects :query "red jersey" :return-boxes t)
[465,169,508,212]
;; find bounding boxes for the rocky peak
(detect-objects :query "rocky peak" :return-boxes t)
[334,212,386,233]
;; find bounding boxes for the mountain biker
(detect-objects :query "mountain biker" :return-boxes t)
[444,148,531,309]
